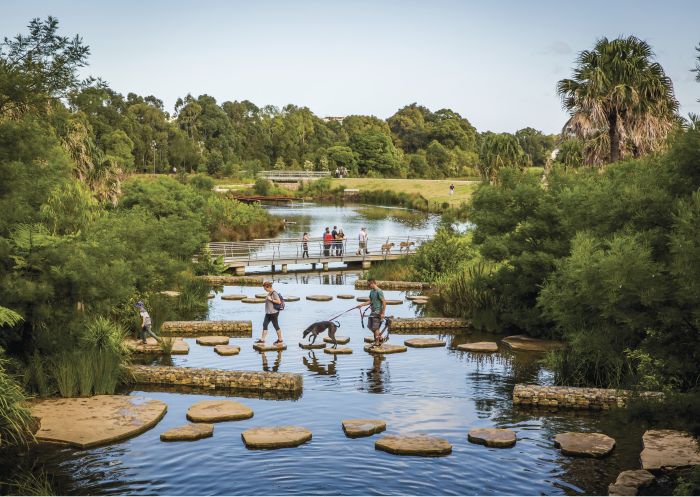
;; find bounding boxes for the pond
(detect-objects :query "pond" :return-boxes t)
[2,204,651,495]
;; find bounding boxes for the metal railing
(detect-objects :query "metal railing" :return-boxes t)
[206,235,430,266]
[257,170,331,180]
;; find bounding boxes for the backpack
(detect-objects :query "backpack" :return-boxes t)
[273,292,285,311]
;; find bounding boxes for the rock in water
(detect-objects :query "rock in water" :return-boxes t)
[241,426,312,449]
[375,434,452,456]
[323,336,350,345]
[553,432,615,458]
[160,423,214,442]
[306,295,333,301]
[214,345,240,356]
[253,342,288,352]
[364,343,408,354]
[299,341,326,349]
[337,294,355,299]
[284,296,300,302]
[196,336,230,346]
[324,347,353,355]
[404,338,445,348]
[342,419,386,438]
[608,470,655,496]
[457,342,498,353]
[502,335,564,352]
[31,395,167,448]
[467,428,517,448]
[186,400,253,422]
[640,429,700,470]
[241,298,266,304]
[221,294,247,301]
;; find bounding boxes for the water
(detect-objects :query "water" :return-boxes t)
[2,204,649,495]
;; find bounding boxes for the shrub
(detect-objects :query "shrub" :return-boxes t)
[0,357,34,445]
[410,229,477,281]
[189,174,214,191]
[253,178,272,195]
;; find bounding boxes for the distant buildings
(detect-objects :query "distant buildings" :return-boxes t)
[323,116,345,123]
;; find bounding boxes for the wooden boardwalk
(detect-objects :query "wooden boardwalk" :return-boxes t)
[207,235,429,274]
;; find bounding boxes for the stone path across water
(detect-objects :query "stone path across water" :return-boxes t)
[306,295,333,301]
[160,423,214,442]
[241,426,312,449]
[640,429,700,470]
[404,338,446,348]
[299,341,326,349]
[253,343,288,352]
[214,345,240,356]
[608,470,655,496]
[196,336,230,346]
[457,342,498,353]
[553,432,615,458]
[324,347,353,355]
[221,294,247,301]
[323,336,350,345]
[467,428,517,448]
[186,400,254,422]
[342,419,386,438]
[375,434,452,456]
[364,343,408,354]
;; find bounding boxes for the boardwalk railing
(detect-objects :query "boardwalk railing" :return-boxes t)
[207,235,430,267]
[257,170,331,181]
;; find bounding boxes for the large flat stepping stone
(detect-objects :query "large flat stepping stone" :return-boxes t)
[186,400,253,422]
[214,345,240,356]
[160,423,214,442]
[385,299,403,305]
[241,298,266,304]
[284,296,300,302]
[342,419,386,438]
[306,295,333,301]
[554,432,615,458]
[411,298,429,305]
[608,470,655,496]
[405,295,425,301]
[299,341,326,349]
[364,336,376,343]
[337,294,355,299]
[253,342,288,352]
[324,347,353,355]
[502,334,564,352]
[364,343,408,354]
[640,429,700,470]
[196,335,229,346]
[468,428,517,448]
[125,337,189,355]
[375,434,452,456]
[405,338,445,348]
[31,395,167,448]
[241,426,312,449]
[457,341,498,353]
[323,336,350,345]
[356,296,370,302]
[221,294,247,301]
[255,293,268,298]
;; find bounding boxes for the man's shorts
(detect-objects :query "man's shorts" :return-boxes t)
[368,314,382,332]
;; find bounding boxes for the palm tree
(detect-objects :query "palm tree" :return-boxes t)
[557,36,679,165]
[478,132,527,183]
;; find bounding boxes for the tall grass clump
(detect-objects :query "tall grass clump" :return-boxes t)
[0,357,35,446]
[1,467,55,496]
[365,260,414,281]
[24,352,52,397]
[50,353,78,398]
[177,278,211,314]
[159,337,175,355]
[82,317,129,395]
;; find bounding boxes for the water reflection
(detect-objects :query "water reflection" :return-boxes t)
[302,351,337,376]
[260,349,283,372]
[358,354,390,394]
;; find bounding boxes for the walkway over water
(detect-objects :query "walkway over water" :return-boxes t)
[258,170,330,182]
[207,235,430,274]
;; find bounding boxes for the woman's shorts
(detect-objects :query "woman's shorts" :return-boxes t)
[263,312,281,331]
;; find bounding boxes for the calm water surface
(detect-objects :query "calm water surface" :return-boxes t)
[4,205,650,495]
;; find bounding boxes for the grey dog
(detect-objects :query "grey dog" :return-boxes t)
[302,320,341,347]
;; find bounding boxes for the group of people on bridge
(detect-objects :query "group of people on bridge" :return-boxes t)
[300,226,370,258]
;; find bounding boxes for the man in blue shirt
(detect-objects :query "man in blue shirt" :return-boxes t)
[356,279,386,348]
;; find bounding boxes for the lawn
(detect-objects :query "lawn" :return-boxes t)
[330,178,479,206]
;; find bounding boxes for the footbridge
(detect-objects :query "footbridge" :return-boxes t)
[207,235,430,275]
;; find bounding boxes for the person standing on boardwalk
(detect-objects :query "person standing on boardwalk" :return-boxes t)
[256,281,283,346]
[356,227,369,255]
[323,227,333,256]
[135,301,159,344]
[301,232,309,258]
[331,226,339,256]
[355,279,386,348]
[336,228,345,256]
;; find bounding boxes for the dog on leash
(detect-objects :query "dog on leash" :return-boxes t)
[302,320,341,347]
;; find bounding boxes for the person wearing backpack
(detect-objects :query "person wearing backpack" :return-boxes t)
[255,281,285,346]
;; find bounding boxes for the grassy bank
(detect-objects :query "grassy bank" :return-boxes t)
[330,178,478,207]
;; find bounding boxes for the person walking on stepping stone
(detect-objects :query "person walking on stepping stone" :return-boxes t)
[355,279,386,348]
[256,281,283,346]
[134,301,159,344]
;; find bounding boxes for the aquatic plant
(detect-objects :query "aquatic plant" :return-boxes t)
[0,467,55,496]
[50,353,78,398]
[159,337,175,355]
[24,352,52,397]
[76,354,95,397]
[0,357,34,446]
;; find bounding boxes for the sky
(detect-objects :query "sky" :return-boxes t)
[2,0,699,134]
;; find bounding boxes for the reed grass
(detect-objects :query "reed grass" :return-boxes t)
[159,337,175,355]
[77,354,95,397]
[1,467,55,496]
[0,358,35,446]
[25,352,52,397]
[50,353,78,398]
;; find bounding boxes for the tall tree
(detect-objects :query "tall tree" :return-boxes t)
[557,36,679,165]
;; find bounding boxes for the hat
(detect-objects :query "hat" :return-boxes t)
[134,301,145,308]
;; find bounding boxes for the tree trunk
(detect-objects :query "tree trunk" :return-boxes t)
[608,112,620,163]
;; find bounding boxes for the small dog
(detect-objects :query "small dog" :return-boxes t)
[302,320,341,347]
[381,242,395,255]
[399,241,415,253]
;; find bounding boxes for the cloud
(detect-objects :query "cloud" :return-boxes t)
[547,41,573,55]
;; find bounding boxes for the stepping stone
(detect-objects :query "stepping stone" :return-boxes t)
[186,400,253,422]
[640,429,700,470]
[405,295,425,301]
[468,428,517,448]
[31,396,167,449]
[253,342,288,352]
[306,295,333,301]
[124,337,189,355]
[160,423,214,442]
[364,343,408,354]
[214,345,240,356]
[342,419,386,438]
[404,338,445,348]
[241,298,266,304]
[241,426,312,449]
[502,334,564,352]
[385,299,403,305]
[208,292,216,299]
[299,341,326,349]
[284,296,300,302]
[412,299,429,305]
[196,336,229,346]
[364,336,375,343]
[553,432,615,458]
[160,290,180,297]
[608,470,655,496]
[457,341,498,353]
[255,293,268,299]
[356,296,370,302]
[221,294,247,301]
[375,434,452,456]
[323,336,350,345]
[337,294,355,299]
[324,347,353,355]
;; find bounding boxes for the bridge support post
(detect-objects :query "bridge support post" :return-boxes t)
[234,266,246,276]
[362,260,371,270]
[281,264,288,273]
[322,262,329,271]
